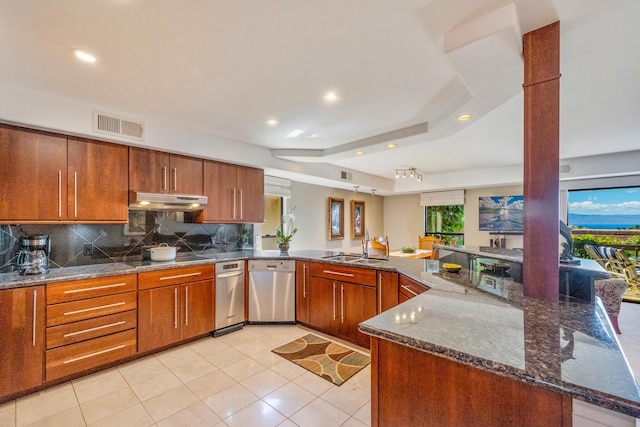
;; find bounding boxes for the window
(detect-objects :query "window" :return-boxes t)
[262,195,283,250]
[568,186,640,230]
[424,205,465,245]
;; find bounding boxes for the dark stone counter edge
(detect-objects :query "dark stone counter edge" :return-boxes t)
[358,322,640,418]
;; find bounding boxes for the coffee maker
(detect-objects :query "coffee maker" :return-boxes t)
[16,235,51,275]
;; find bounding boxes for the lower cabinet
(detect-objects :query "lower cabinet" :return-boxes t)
[45,275,138,381]
[399,275,429,303]
[0,286,45,397]
[137,267,214,353]
[308,265,377,349]
[296,260,311,325]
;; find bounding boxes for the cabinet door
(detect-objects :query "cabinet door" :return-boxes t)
[180,280,214,340]
[340,282,376,348]
[0,286,45,397]
[236,166,264,222]
[0,125,67,221]
[308,277,339,335]
[138,286,181,352]
[200,160,237,222]
[296,261,310,324]
[378,271,399,313]
[68,137,128,222]
[169,154,203,195]
[129,147,170,194]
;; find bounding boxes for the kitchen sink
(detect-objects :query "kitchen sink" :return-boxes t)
[322,255,387,265]
[322,255,362,262]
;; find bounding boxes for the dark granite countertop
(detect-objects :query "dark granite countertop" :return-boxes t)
[2,247,638,417]
[359,262,640,418]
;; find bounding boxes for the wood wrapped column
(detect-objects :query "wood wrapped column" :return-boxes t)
[523,21,560,302]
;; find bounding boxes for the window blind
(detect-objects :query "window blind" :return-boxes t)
[420,190,465,206]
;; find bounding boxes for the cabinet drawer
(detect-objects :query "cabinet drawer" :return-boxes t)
[138,264,214,290]
[47,274,137,304]
[46,329,136,381]
[399,275,429,300]
[47,292,137,327]
[310,262,376,286]
[46,310,137,349]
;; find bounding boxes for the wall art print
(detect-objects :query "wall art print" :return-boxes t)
[351,200,365,239]
[328,197,345,240]
[478,195,524,232]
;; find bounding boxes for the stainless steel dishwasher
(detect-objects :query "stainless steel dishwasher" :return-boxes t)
[248,260,296,324]
[213,260,245,336]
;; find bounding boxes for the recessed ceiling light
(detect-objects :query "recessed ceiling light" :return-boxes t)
[387,143,397,149]
[355,151,364,156]
[323,91,339,102]
[266,119,279,126]
[457,114,472,121]
[287,129,304,138]
[307,134,318,138]
[73,49,97,63]
[304,158,313,162]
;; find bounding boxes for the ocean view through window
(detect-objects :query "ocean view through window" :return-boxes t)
[568,187,640,230]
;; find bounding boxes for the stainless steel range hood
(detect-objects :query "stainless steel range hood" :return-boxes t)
[129,191,208,211]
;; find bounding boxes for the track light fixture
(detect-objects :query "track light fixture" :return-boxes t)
[353,185,359,193]
[394,167,423,182]
[371,188,377,196]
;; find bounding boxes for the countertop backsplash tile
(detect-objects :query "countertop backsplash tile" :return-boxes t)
[0,212,253,273]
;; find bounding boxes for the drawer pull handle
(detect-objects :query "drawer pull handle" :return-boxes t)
[63,321,126,338]
[63,345,126,364]
[64,302,126,316]
[401,285,420,297]
[159,272,202,281]
[64,283,126,294]
[323,270,354,278]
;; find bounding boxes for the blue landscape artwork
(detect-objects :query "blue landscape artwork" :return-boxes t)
[479,195,524,232]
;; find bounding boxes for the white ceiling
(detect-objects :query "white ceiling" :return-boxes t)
[0,0,639,194]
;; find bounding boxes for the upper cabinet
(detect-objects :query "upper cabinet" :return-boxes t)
[0,125,67,222]
[68,137,128,222]
[129,147,203,195]
[0,125,128,223]
[194,160,264,223]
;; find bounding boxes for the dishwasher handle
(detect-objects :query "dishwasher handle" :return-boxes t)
[216,270,244,279]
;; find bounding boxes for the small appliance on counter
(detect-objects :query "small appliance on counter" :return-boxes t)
[15,234,51,275]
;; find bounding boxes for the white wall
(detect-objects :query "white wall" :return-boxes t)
[288,181,384,254]
[383,185,526,250]
[383,194,423,250]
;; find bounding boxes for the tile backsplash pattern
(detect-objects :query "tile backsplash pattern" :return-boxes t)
[0,212,253,273]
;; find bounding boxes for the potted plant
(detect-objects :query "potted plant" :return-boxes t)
[276,208,297,253]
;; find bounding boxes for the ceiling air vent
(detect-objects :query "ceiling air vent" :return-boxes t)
[340,171,353,181]
[559,163,572,175]
[93,111,144,141]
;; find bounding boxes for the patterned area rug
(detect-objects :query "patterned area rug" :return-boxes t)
[272,334,370,386]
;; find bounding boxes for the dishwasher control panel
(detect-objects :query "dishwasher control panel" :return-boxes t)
[248,260,296,272]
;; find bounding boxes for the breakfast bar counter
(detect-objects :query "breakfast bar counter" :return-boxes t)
[359,258,640,425]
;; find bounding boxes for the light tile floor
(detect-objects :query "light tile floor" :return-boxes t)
[4,302,640,427]
[0,325,371,427]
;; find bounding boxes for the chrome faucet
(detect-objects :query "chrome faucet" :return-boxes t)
[363,228,370,258]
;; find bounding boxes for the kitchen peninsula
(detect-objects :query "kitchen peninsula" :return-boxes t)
[1,249,639,426]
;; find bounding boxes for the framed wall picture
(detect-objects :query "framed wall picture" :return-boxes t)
[328,197,345,240]
[351,200,365,239]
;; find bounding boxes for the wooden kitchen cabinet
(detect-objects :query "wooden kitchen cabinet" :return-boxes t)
[0,124,67,222]
[137,265,215,352]
[377,271,399,313]
[0,286,45,398]
[67,137,128,222]
[399,275,428,303]
[45,275,138,381]
[195,160,264,223]
[308,262,377,348]
[296,260,310,324]
[129,147,203,195]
